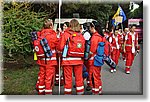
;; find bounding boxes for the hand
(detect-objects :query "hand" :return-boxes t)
[124,49,126,53]
[58,28,62,32]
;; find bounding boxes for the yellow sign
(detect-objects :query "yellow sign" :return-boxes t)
[115,16,123,23]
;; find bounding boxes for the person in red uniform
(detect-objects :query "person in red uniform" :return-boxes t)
[81,22,92,91]
[55,22,69,86]
[118,29,124,60]
[122,28,130,61]
[35,19,51,92]
[35,19,58,95]
[109,29,121,73]
[123,25,139,74]
[88,21,105,95]
[103,29,110,40]
[57,19,85,95]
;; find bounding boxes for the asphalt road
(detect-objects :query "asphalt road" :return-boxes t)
[52,44,143,95]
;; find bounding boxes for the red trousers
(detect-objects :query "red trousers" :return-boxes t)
[89,65,102,95]
[111,49,120,69]
[63,65,84,95]
[55,65,59,84]
[36,72,40,91]
[38,60,56,95]
[122,52,126,60]
[125,51,135,71]
[55,65,64,85]
[84,61,90,86]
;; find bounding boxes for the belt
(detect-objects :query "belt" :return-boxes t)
[125,44,132,47]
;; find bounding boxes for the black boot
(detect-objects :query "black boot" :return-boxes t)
[86,86,92,91]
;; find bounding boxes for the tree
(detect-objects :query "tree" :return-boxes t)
[3,2,48,63]
[128,1,143,19]
[61,3,114,27]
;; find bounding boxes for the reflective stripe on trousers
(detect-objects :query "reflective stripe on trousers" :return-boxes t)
[45,89,52,95]
[76,86,84,90]
[76,86,84,95]
[65,88,72,92]
[38,85,45,88]
[64,88,72,95]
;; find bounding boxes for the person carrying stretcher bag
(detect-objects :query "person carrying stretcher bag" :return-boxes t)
[103,38,117,69]
[87,21,105,95]
[32,19,58,95]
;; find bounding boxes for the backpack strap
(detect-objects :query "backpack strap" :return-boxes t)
[82,30,87,35]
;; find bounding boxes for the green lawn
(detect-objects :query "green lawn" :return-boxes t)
[2,66,39,95]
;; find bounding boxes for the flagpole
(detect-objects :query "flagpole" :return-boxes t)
[58,0,62,95]
[121,23,124,33]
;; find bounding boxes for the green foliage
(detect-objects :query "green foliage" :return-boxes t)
[3,2,48,61]
[128,2,143,19]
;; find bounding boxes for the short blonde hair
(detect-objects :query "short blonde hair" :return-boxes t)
[69,19,80,32]
[43,19,53,29]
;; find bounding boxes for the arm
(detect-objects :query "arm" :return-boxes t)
[90,35,99,55]
[123,40,126,53]
[136,34,140,52]
[57,33,68,52]
[109,37,112,44]
[123,34,128,53]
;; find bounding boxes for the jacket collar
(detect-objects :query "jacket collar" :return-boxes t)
[93,31,100,36]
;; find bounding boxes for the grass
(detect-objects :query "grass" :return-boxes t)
[2,66,39,95]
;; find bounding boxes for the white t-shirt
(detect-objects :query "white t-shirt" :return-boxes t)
[131,32,136,53]
[125,34,128,41]
[110,34,119,49]
[83,31,91,40]
[125,32,136,53]
[115,36,119,49]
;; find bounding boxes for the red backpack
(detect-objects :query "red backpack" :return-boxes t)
[33,29,56,58]
[67,31,85,57]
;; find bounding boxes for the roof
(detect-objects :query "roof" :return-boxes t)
[54,18,97,24]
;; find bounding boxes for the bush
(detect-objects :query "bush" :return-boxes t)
[3,2,48,62]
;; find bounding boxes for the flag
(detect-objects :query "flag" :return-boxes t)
[112,5,127,26]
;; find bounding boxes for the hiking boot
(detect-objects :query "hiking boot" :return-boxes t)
[86,86,92,91]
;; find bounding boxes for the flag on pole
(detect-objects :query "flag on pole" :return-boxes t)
[112,5,127,26]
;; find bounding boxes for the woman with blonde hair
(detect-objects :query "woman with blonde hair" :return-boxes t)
[57,19,85,95]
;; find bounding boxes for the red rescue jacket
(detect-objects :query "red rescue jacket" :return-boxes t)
[109,34,121,51]
[36,29,58,66]
[125,32,138,52]
[88,32,105,66]
[57,28,84,65]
